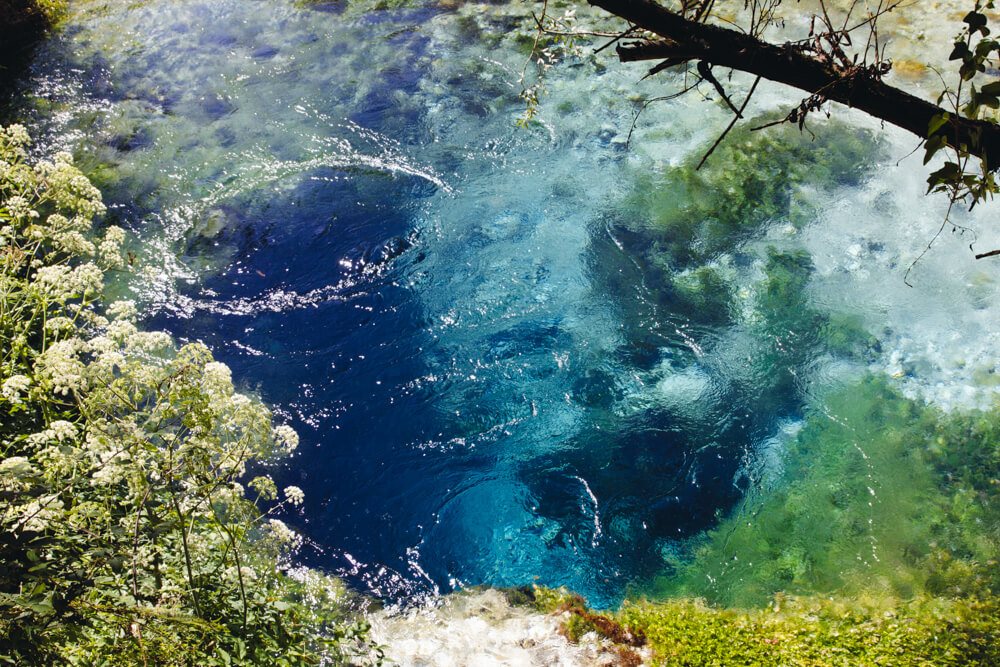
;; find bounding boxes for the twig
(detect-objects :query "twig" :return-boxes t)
[698,60,743,117]
[904,198,956,287]
[696,75,762,170]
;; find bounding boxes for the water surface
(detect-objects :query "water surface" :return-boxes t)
[10,0,1000,608]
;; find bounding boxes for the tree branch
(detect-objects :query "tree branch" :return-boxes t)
[588,0,1000,165]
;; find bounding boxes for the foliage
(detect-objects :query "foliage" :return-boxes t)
[925,0,1000,208]
[617,595,1000,666]
[0,125,380,665]
[0,0,65,65]
[654,375,1000,608]
[526,584,1000,665]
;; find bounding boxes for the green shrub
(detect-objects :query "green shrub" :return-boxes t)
[0,125,379,665]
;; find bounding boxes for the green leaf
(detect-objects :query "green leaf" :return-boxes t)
[928,112,951,136]
[965,10,989,34]
[950,41,972,61]
[923,134,948,164]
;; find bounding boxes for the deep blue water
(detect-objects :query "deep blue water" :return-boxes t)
[10,0,898,609]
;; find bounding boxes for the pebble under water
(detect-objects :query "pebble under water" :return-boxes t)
[9,0,1000,611]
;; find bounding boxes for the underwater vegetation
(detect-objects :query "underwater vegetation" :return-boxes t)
[614,117,880,274]
[518,373,1000,664]
[657,375,1000,607]
[595,115,880,358]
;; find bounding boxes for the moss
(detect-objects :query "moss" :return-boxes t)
[0,0,62,38]
[617,595,1000,666]
[529,587,1000,666]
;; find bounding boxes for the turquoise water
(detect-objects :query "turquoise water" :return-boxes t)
[9,0,1000,609]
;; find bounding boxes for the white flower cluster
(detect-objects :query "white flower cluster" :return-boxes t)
[90,448,133,486]
[98,226,126,268]
[273,424,299,453]
[284,485,305,506]
[4,194,39,221]
[268,518,299,545]
[54,229,95,256]
[1,374,31,404]
[44,316,74,333]
[36,338,88,395]
[33,262,104,299]
[128,330,173,352]
[26,419,78,446]
[202,361,234,395]
[0,457,37,491]
[36,153,106,220]
[3,124,30,147]
[107,299,137,322]
[15,494,64,532]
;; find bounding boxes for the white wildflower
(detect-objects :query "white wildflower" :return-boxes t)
[4,195,38,220]
[284,485,305,507]
[45,213,70,231]
[33,265,72,298]
[202,361,233,394]
[87,335,115,354]
[17,494,64,532]
[268,518,298,545]
[48,420,78,442]
[26,420,78,446]
[1,374,31,403]
[0,456,37,488]
[37,338,87,395]
[4,124,30,146]
[91,450,130,486]
[92,349,125,377]
[44,316,74,333]
[107,300,137,322]
[98,226,126,267]
[67,262,103,295]
[35,443,78,478]
[273,424,299,453]
[34,263,104,299]
[107,318,138,342]
[127,330,172,352]
[54,230,95,255]
[49,419,77,442]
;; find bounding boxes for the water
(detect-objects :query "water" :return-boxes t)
[8,0,1000,611]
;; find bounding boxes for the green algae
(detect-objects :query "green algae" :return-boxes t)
[618,118,880,273]
[655,375,1000,607]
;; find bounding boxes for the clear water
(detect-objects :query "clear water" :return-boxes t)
[9,0,1000,610]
